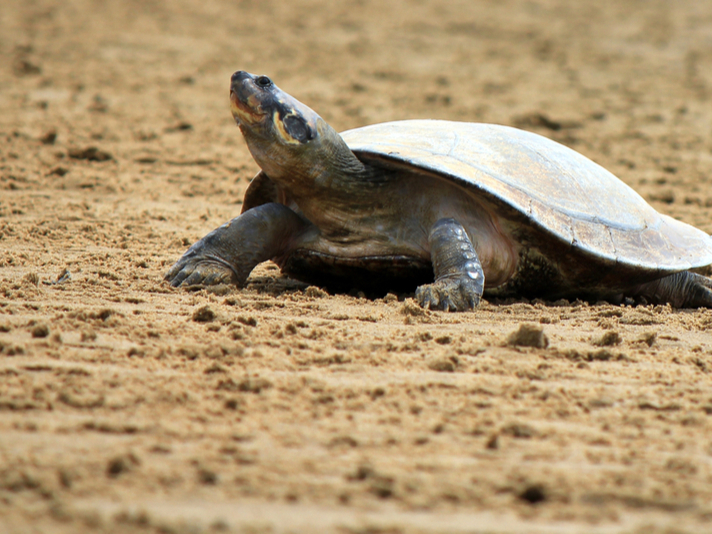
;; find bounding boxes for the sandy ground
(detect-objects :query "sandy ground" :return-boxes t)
[2,0,712,532]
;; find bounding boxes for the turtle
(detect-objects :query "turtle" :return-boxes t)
[165,70,712,311]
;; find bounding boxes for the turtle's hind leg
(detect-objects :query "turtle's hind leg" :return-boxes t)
[630,271,712,308]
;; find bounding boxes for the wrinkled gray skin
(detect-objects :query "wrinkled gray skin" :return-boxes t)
[165,71,712,311]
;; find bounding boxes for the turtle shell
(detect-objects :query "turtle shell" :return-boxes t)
[341,120,712,272]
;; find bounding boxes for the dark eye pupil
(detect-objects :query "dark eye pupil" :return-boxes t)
[255,76,272,88]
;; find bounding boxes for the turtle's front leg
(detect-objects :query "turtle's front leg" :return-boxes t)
[165,202,310,288]
[416,218,485,311]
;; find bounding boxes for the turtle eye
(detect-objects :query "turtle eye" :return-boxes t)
[283,114,313,143]
[255,76,273,88]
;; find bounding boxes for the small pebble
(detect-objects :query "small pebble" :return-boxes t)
[506,323,548,348]
[192,306,215,322]
[31,324,50,338]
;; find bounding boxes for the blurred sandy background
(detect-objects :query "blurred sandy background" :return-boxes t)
[1,1,712,532]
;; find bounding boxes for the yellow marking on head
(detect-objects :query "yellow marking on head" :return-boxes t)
[273,111,302,145]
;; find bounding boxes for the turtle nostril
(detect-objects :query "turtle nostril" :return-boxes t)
[231,71,246,83]
[255,75,273,88]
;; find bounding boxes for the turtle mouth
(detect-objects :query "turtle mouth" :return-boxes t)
[229,88,267,126]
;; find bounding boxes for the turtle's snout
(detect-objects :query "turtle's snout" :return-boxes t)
[230,71,255,96]
[231,70,248,84]
[229,71,280,123]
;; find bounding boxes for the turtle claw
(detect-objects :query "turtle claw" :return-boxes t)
[416,276,482,312]
[165,257,237,288]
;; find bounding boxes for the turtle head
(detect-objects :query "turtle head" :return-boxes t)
[230,71,319,145]
[229,71,365,190]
